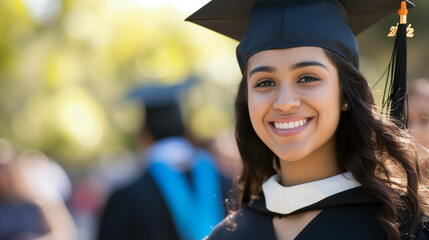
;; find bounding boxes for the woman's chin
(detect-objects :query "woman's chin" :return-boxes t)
[275,151,310,162]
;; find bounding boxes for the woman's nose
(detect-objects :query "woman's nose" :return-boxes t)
[273,86,301,112]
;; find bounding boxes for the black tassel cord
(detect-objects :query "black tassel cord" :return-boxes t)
[382,22,408,128]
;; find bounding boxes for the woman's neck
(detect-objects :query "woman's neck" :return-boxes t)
[278,136,342,187]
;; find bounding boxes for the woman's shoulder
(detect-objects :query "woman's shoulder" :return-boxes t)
[204,206,274,240]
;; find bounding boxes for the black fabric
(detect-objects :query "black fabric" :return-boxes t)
[145,104,184,141]
[206,204,275,240]
[206,187,429,240]
[125,79,194,141]
[417,219,429,240]
[97,173,181,240]
[236,0,359,71]
[97,172,232,240]
[294,204,386,239]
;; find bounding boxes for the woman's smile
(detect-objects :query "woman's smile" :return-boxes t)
[269,117,313,136]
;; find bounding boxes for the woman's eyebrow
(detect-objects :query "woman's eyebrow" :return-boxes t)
[249,66,275,78]
[291,61,327,70]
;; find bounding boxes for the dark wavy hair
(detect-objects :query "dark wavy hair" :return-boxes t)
[234,48,428,240]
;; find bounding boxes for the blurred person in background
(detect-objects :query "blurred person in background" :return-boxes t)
[0,139,45,240]
[97,79,232,240]
[0,139,76,240]
[408,78,429,179]
[15,150,77,240]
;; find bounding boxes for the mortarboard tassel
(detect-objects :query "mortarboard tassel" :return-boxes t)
[383,1,414,128]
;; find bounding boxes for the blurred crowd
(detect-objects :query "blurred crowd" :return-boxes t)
[0,80,242,240]
[0,132,241,240]
[0,140,76,240]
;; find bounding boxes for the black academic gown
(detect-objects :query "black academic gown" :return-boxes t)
[206,187,429,240]
[97,172,232,240]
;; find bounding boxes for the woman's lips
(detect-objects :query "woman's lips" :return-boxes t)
[270,117,313,136]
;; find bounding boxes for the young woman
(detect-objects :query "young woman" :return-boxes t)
[188,0,429,239]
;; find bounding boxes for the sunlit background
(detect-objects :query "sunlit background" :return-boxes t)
[0,0,428,239]
[0,0,241,165]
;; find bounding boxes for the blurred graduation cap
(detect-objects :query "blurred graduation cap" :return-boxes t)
[126,77,196,140]
[187,0,414,126]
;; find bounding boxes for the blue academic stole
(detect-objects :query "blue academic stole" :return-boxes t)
[148,150,223,240]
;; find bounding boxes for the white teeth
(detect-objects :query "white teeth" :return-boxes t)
[273,118,309,130]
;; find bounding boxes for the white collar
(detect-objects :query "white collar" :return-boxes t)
[262,172,361,214]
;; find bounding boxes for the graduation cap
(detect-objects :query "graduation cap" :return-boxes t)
[186,0,414,127]
[126,78,195,140]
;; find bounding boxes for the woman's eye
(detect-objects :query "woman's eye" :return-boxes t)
[297,76,320,83]
[255,79,275,88]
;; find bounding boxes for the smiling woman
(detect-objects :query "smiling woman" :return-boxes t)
[247,48,341,169]
[247,47,343,187]
[187,0,429,239]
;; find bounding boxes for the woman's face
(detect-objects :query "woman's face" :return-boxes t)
[247,47,342,162]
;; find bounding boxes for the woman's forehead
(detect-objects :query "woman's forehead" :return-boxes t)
[247,47,330,68]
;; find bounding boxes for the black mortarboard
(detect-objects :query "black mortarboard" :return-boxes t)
[187,0,413,71]
[126,78,195,140]
[187,0,415,127]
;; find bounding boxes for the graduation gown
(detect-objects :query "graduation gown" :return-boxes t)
[97,170,232,240]
[206,173,429,240]
[97,173,181,240]
[98,137,231,240]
